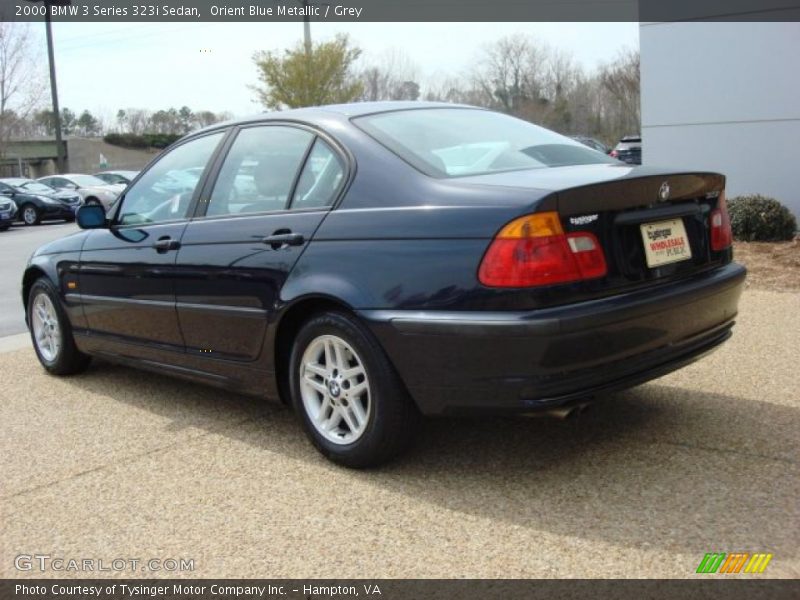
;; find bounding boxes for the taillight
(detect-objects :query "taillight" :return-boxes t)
[478,212,607,288]
[610,149,619,158]
[710,191,732,251]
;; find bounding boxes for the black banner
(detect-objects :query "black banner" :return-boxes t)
[3,579,800,600]
[3,0,800,23]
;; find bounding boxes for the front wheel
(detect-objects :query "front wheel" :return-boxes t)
[28,278,91,375]
[289,311,419,468]
[21,204,41,226]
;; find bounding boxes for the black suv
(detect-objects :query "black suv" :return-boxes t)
[610,135,642,165]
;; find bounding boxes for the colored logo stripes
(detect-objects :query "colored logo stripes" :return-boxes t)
[696,553,773,574]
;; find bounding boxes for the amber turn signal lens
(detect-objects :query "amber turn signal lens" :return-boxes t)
[497,211,564,239]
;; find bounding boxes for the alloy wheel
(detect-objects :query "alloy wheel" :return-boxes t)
[31,292,62,362]
[299,334,371,445]
[23,207,37,224]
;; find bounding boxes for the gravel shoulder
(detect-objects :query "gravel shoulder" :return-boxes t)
[1,288,798,579]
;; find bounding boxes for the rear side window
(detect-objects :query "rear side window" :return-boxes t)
[291,139,345,210]
[354,108,616,178]
[205,126,314,217]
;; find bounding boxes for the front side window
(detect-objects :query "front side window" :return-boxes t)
[354,108,616,178]
[116,132,224,226]
[205,126,313,217]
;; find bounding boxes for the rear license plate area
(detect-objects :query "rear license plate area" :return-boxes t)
[640,218,692,268]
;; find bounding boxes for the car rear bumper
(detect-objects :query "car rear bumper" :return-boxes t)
[359,262,746,415]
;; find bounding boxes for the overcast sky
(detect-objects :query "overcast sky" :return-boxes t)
[28,22,638,124]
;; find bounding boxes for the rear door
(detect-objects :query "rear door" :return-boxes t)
[173,124,347,361]
[78,131,227,349]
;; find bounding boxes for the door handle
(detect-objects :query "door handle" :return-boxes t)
[152,237,181,253]
[262,231,305,250]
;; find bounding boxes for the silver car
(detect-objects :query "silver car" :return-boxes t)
[37,174,121,211]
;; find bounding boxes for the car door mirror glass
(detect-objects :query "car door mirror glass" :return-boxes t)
[76,204,107,229]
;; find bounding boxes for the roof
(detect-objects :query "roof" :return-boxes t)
[195,101,480,134]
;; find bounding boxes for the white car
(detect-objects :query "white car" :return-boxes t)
[37,174,121,211]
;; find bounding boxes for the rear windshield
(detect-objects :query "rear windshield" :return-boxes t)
[353,108,616,177]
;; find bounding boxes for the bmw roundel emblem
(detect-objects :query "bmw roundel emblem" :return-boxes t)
[658,181,671,202]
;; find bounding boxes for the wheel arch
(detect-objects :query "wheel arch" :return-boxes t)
[273,294,355,404]
[22,265,49,312]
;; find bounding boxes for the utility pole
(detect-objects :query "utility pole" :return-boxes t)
[302,0,312,57]
[44,7,65,172]
[25,0,69,172]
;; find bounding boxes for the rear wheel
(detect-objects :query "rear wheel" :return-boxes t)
[289,311,419,468]
[28,278,91,375]
[21,204,40,226]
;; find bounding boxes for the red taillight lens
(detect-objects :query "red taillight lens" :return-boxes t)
[710,192,732,251]
[478,212,607,288]
[610,149,619,158]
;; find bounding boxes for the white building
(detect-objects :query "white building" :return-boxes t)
[640,22,800,217]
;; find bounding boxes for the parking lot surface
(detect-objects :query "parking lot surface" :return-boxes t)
[1,289,798,578]
[0,222,79,337]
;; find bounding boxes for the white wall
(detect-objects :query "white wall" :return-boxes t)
[640,22,800,217]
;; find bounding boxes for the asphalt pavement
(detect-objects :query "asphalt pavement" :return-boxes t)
[0,221,79,337]
[1,288,797,578]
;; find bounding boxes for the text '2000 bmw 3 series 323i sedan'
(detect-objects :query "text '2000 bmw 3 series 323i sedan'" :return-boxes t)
[23,102,746,467]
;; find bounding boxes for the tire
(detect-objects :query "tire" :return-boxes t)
[289,310,419,468]
[28,277,91,376]
[21,204,41,226]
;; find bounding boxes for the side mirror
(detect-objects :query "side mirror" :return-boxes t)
[76,204,107,229]
[64,183,78,190]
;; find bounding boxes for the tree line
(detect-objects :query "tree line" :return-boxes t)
[1,22,640,159]
[253,33,641,145]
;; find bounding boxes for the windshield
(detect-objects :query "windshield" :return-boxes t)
[70,174,109,187]
[21,181,55,193]
[354,108,616,177]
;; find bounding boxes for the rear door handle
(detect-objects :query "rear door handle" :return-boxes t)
[152,237,181,252]
[262,231,305,249]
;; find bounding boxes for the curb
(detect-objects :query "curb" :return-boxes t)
[0,333,30,353]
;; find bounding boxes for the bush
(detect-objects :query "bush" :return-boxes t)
[103,132,182,150]
[727,194,797,242]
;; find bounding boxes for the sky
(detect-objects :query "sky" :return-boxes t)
[27,22,638,125]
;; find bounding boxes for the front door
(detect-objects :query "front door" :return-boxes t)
[78,131,227,349]
[174,125,347,361]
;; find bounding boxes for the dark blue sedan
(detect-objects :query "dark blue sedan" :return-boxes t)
[22,102,745,467]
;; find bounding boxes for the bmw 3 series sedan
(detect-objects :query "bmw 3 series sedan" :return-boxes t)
[23,102,746,467]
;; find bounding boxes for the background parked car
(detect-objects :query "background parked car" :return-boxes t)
[570,135,611,155]
[610,135,642,164]
[94,170,139,186]
[0,178,80,225]
[0,192,18,230]
[37,174,121,211]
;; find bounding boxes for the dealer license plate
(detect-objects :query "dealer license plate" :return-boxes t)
[640,218,692,268]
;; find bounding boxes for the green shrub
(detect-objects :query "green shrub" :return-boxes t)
[727,194,797,242]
